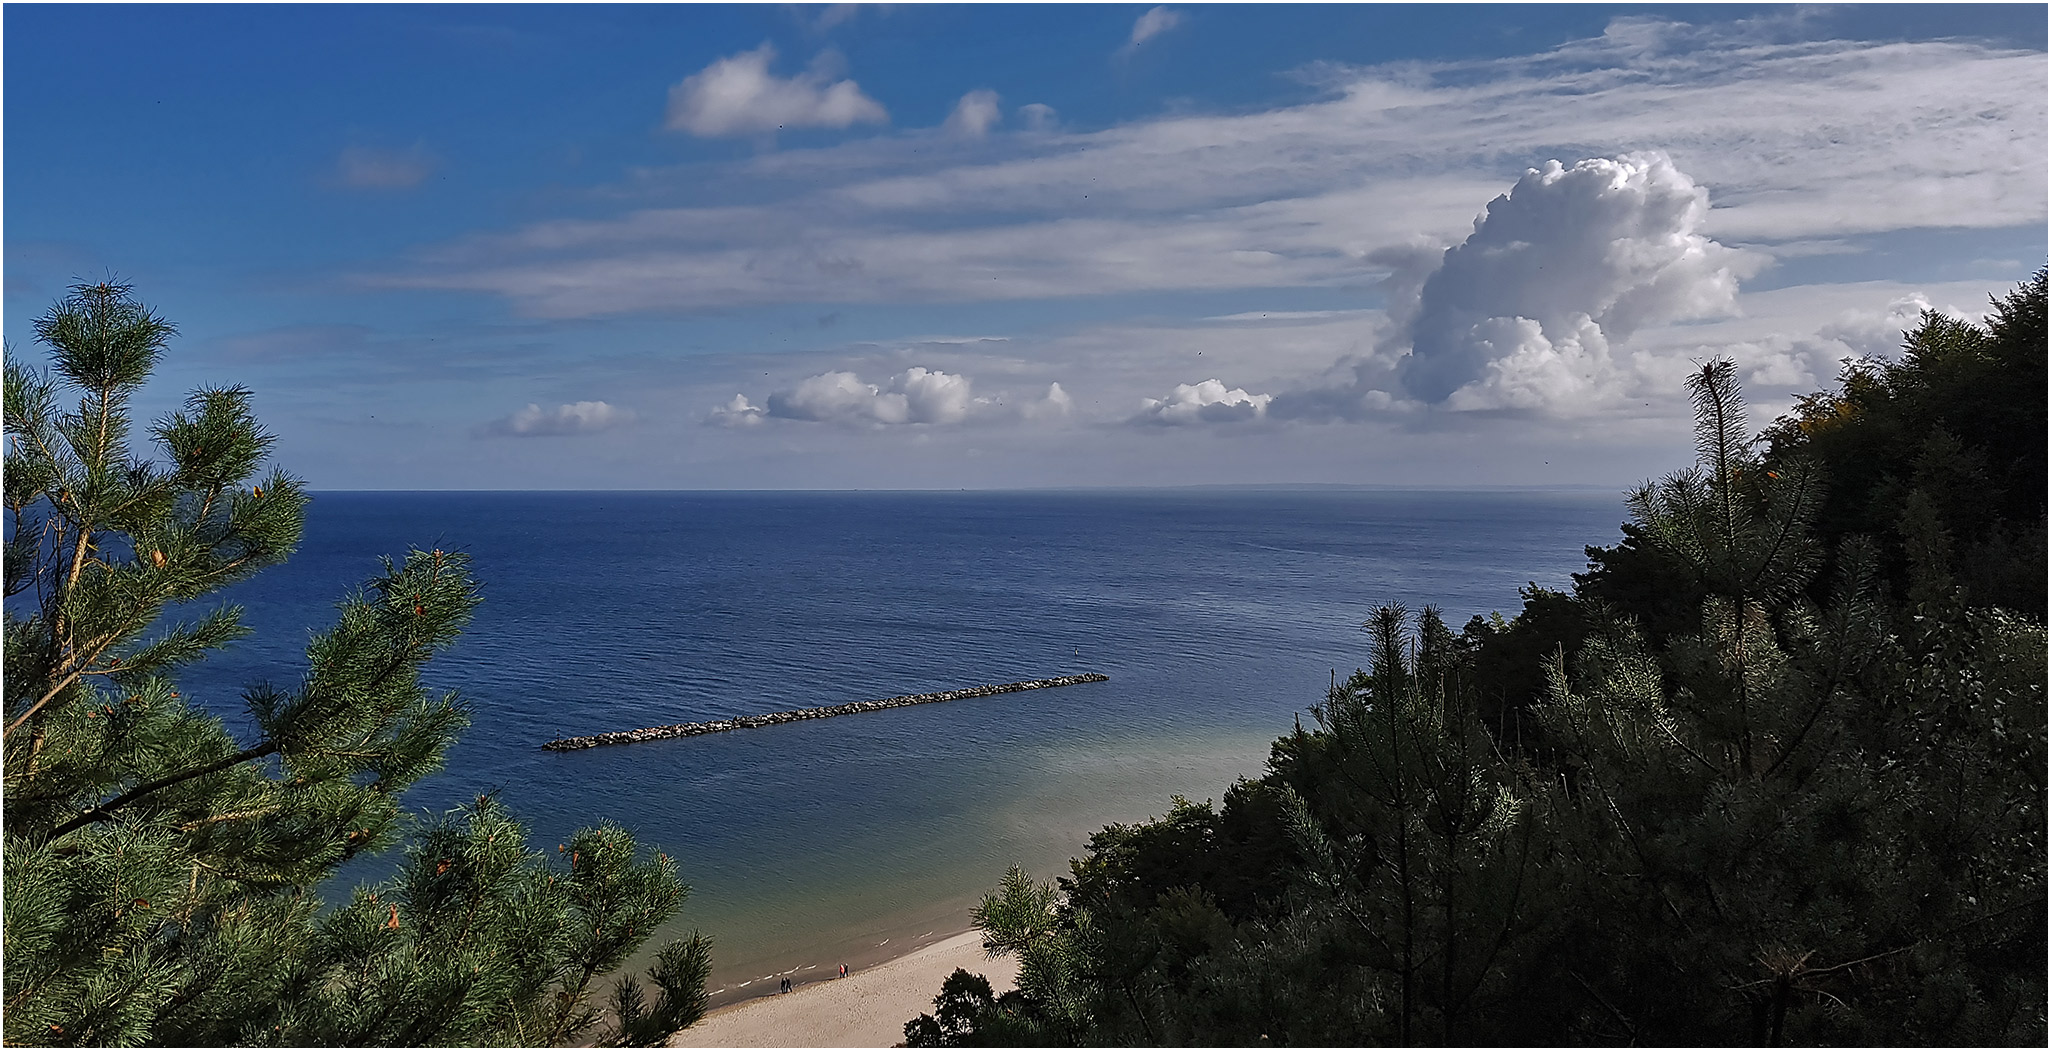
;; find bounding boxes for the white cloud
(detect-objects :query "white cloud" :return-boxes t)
[1398,152,1762,409]
[896,365,977,423]
[1017,103,1058,133]
[1258,154,1761,420]
[944,89,1002,138]
[485,401,635,437]
[804,4,864,33]
[1815,292,1962,358]
[762,366,976,425]
[1128,6,1183,49]
[334,145,434,190]
[1258,152,1995,423]
[1440,315,1621,412]
[1022,382,1075,422]
[766,370,888,422]
[1132,379,1273,426]
[665,44,887,137]
[709,393,766,427]
[1678,289,1972,398]
[713,365,1085,429]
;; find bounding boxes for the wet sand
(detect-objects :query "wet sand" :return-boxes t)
[672,930,1020,1048]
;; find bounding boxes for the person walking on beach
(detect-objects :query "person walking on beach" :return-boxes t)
[838,963,848,979]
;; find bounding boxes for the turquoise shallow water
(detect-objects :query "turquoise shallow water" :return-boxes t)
[175,488,1627,998]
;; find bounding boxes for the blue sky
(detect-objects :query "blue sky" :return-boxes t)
[5,3,2044,489]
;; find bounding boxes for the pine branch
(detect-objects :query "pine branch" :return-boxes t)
[45,741,280,842]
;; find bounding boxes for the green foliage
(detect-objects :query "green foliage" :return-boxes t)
[1519,357,2043,1043]
[1760,269,2047,617]
[905,968,1046,1047]
[277,800,705,1047]
[3,282,708,1046]
[1266,605,1567,1046]
[918,274,2046,1046]
[603,933,713,1048]
[963,866,1101,1044]
[974,865,1062,956]
[907,968,1001,1046]
[1458,584,1600,748]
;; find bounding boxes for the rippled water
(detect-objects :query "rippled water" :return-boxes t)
[177,489,1625,997]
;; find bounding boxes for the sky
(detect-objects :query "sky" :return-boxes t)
[4,3,2045,490]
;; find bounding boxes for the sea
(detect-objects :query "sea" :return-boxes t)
[174,488,1627,1003]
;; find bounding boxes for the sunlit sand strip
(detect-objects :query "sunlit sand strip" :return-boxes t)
[672,931,1020,1048]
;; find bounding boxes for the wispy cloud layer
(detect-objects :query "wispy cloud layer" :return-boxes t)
[383,21,2041,319]
[800,4,865,34]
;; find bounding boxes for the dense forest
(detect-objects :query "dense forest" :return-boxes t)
[910,272,2048,1046]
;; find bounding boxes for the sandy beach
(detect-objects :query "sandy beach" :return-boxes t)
[672,931,1020,1048]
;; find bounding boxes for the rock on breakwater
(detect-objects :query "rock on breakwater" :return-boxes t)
[540,673,1110,751]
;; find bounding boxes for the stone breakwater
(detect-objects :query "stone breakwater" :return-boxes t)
[540,673,1110,752]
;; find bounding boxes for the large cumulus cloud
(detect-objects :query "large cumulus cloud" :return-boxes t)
[1397,152,1761,408]
[1267,152,1761,421]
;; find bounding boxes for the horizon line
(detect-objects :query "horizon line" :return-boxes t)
[299,482,1634,495]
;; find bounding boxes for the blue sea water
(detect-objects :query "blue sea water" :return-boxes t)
[176,488,1627,999]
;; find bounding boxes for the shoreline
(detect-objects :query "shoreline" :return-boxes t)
[673,929,1020,1048]
[647,731,1278,1018]
[699,919,977,1013]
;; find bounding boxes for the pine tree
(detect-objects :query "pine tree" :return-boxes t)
[1273,605,1569,1046]
[1532,360,2043,1043]
[4,282,709,1046]
[969,865,1100,1044]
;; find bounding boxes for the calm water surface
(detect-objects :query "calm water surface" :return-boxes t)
[179,489,1626,997]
